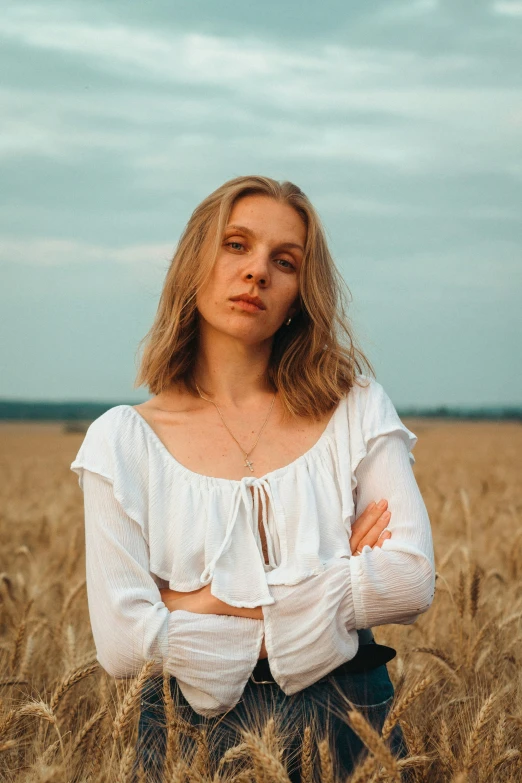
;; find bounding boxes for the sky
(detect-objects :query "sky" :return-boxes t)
[1,0,521,408]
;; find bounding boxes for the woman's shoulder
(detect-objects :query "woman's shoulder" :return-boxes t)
[70,404,149,487]
[85,403,134,432]
[347,373,401,411]
[346,373,417,466]
[346,373,381,409]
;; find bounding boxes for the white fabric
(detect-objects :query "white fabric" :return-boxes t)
[262,430,435,694]
[81,470,264,716]
[70,374,436,714]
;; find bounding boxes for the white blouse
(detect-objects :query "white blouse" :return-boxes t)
[70,375,435,717]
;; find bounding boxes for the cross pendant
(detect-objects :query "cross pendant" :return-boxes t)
[244,457,254,472]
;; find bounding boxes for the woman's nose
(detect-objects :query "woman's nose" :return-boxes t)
[244,253,271,285]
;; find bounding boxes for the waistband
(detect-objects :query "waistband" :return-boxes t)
[250,627,394,685]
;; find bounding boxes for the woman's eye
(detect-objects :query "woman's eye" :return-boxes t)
[276,258,295,270]
[225,242,295,270]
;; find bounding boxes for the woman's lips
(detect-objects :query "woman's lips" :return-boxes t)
[230,299,264,312]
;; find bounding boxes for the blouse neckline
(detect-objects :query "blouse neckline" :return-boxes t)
[119,396,345,487]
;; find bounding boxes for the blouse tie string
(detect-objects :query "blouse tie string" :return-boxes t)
[200,476,279,585]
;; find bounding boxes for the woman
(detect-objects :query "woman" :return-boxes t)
[71,175,435,782]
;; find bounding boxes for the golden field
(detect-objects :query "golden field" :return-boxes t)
[0,418,521,782]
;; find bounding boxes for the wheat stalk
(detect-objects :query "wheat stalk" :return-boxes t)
[491,748,521,773]
[41,737,61,766]
[262,716,284,762]
[18,699,67,769]
[163,672,182,774]
[71,701,109,756]
[0,573,18,629]
[190,727,211,780]
[467,616,497,667]
[112,661,157,744]
[318,738,334,783]
[300,725,313,783]
[50,662,98,713]
[469,563,482,618]
[462,691,498,772]
[9,598,33,674]
[0,709,17,738]
[346,708,401,782]
[381,675,433,741]
[348,751,378,783]
[410,647,460,681]
[57,578,86,634]
[437,717,455,772]
[116,743,136,783]
[456,570,466,619]
[241,729,291,783]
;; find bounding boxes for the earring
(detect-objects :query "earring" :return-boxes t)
[285,316,292,326]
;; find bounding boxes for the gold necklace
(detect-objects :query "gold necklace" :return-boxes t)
[194,382,277,473]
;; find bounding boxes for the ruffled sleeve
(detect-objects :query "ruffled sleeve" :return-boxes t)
[348,375,417,469]
[70,407,150,537]
[261,377,436,695]
[70,412,264,717]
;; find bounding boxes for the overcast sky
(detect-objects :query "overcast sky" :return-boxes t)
[1,0,521,407]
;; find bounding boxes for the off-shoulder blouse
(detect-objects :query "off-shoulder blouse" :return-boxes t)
[70,374,436,717]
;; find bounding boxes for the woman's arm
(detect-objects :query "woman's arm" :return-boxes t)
[258,430,436,695]
[81,469,264,716]
[348,430,435,627]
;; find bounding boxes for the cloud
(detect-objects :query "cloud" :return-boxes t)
[492,1,522,15]
[1,4,520,181]
[0,236,174,268]
[372,0,439,21]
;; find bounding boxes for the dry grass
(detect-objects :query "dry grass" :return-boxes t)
[0,418,521,781]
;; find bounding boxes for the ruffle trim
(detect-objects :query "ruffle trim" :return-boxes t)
[351,422,417,475]
[70,407,150,536]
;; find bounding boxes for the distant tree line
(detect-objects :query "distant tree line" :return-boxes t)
[0,400,520,422]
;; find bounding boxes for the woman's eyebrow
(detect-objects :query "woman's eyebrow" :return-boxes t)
[225,224,304,253]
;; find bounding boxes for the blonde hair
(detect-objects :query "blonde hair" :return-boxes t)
[134,175,374,419]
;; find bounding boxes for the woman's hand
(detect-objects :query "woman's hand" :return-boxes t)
[159,584,264,620]
[160,584,215,613]
[350,499,392,556]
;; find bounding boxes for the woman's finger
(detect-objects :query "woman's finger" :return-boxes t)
[350,501,389,552]
[356,511,391,551]
[374,531,392,547]
[352,529,392,556]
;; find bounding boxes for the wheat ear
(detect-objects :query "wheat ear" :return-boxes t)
[318,738,334,783]
[381,675,433,741]
[112,659,157,743]
[346,709,401,783]
[462,691,498,772]
[241,729,291,783]
[50,662,98,714]
[300,725,314,783]
[71,701,109,756]
[163,673,182,774]
[18,699,66,768]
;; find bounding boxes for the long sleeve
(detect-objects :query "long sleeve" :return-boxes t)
[261,430,436,695]
[261,559,359,694]
[81,469,264,717]
[349,430,436,628]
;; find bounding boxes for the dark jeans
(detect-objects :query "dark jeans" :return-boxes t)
[133,644,408,782]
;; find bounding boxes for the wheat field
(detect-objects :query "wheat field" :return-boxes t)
[0,418,521,782]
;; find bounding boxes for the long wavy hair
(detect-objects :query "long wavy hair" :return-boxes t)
[133,175,374,419]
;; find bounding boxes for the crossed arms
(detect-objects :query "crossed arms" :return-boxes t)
[81,429,435,715]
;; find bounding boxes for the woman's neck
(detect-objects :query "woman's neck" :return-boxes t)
[194,331,274,409]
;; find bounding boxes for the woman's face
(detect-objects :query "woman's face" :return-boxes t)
[196,194,306,347]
